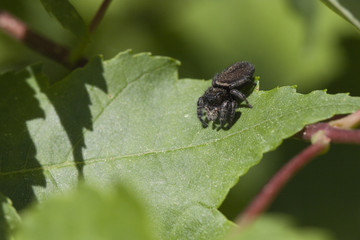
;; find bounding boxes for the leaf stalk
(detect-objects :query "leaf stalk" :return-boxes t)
[236,110,360,228]
[0,11,87,69]
[89,0,112,33]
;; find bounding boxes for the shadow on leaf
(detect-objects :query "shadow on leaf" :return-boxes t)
[0,56,107,217]
[35,57,107,181]
[0,68,46,213]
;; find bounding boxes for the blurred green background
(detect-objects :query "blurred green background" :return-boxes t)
[1,0,359,239]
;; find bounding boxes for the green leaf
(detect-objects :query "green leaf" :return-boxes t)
[40,0,89,39]
[0,193,21,240]
[227,215,335,240]
[321,0,360,30]
[14,184,156,240]
[1,51,360,239]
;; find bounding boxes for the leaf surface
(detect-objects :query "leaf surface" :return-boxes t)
[228,215,335,240]
[14,184,156,240]
[1,51,360,239]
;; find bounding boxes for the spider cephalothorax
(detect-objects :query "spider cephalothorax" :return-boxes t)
[197,61,256,128]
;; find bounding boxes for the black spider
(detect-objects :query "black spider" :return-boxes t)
[197,61,256,128]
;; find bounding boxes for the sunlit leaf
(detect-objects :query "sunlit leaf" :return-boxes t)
[1,51,359,239]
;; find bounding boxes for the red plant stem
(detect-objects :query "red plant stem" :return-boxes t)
[236,139,330,227]
[235,111,360,228]
[300,122,360,144]
[0,11,87,69]
[89,0,112,33]
[328,129,360,144]
[0,11,26,39]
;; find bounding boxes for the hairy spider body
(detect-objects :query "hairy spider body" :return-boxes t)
[197,61,255,128]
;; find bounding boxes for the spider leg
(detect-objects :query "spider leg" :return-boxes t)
[229,100,238,123]
[230,89,253,108]
[219,100,231,128]
[197,97,208,128]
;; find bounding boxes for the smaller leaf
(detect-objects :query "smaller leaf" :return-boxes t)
[321,0,360,30]
[14,184,157,240]
[0,193,21,240]
[227,215,335,240]
[40,0,89,39]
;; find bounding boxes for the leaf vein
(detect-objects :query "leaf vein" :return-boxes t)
[1,102,357,177]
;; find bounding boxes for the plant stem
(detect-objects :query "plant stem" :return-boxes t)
[89,0,112,33]
[299,122,360,144]
[235,110,360,228]
[0,11,87,69]
[235,138,330,227]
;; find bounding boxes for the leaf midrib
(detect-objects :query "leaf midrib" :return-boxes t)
[2,102,357,177]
